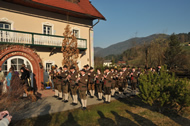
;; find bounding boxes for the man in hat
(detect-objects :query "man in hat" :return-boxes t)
[156,65,161,75]
[95,68,103,100]
[137,67,141,75]
[145,67,152,74]
[56,67,63,100]
[110,67,116,97]
[88,67,96,98]
[52,68,58,97]
[61,65,70,102]
[84,64,90,95]
[86,64,90,71]
[130,67,138,95]
[152,67,156,74]
[117,69,125,98]
[68,66,78,105]
[83,65,87,70]
[55,64,58,71]
[103,67,112,103]
[122,65,128,93]
[114,68,119,93]
[77,69,88,110]
[122,65,131,93]
[136,67,141,86]
[20,67,29,97]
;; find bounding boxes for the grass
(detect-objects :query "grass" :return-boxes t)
[183,46,190,54]
[12,97,190,126]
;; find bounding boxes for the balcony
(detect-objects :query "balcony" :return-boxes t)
[0,29,87,50]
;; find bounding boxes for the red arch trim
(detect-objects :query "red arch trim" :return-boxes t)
[0,45,44,90]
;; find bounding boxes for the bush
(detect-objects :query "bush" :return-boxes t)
[138,66,190,112]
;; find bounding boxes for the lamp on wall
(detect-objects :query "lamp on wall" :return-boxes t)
[49,47,56,56]
[80,50,86,58]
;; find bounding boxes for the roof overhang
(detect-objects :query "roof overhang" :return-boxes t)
[3,0,106,21]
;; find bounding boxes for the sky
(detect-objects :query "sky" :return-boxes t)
[91,0,190,48]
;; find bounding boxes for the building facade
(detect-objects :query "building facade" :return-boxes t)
[103,60,112,67]
[0,0,105,90]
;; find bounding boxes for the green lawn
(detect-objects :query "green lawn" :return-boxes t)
[12,97,190,126]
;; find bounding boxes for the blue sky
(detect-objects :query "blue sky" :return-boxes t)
[92,0,190,48]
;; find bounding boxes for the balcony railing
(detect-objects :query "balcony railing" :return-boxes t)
[0,29,87,50]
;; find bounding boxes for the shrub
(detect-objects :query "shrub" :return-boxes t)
[138,66,190,112]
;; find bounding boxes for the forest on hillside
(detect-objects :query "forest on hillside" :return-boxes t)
[95,32,190,72]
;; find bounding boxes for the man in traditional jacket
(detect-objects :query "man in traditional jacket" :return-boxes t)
[130,67,138,95]
[110,67,116,97]
[68,66,78,105]
[78,69,88,110]
[103,67,113,103]
[123,65,132,93]
[61,65,69,102]
[88,67,96,98]
[95,68,103,100]
[56,67,63,100]
[52,68,58,97]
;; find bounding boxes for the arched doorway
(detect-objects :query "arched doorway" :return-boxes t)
[0,45,44,90]
[2,56,34,87]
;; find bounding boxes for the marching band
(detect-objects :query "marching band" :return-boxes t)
[49,64,144,110]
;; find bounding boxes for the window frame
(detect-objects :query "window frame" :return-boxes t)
[0,22,11,30]
[45,63,53,72]
[42,22,54,35]
[44,61,55,73]
[72,27,80,38]
[0,17,14,30]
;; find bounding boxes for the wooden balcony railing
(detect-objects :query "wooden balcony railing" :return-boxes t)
[0,29,87,50]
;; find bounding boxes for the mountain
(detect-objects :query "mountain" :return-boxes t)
[94,34,169,57]
[94,47,103,54]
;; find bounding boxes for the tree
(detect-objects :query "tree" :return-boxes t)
[94,56,104,68]
[148,38,168,67]
[61,25,79,70]
[165,34,185,69]
[188,32,190,42]
[111,56,115,66]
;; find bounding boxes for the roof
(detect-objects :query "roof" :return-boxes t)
[4,0,106,20]
[118,61,126,64]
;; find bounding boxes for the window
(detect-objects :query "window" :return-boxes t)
[0,22,11,29]
[43,25,52,35]
[2,56,33,76]
[46,63,52,72]
[73,29,79,38]
[42,22,54,35]
[2,56,33,87]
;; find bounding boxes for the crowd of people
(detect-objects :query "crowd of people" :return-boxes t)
[49,64,162,110]
[0,64,31,95]
[0,62,161,115]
